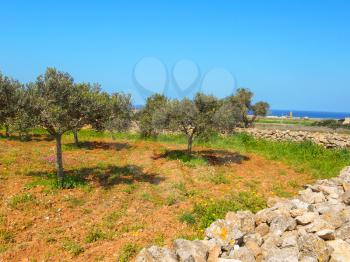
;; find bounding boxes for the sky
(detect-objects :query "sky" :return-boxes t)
[0,0,349,112]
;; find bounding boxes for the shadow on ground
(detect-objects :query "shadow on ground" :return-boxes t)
[64,141,131,151]
[154,149,249,166]
[27,164,163,189]
[0,133,54,142]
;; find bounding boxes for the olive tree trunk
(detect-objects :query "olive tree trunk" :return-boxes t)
[5,124,9,137]
[55,134,64,184]
[187,135,193,155]
[73,129,79,145]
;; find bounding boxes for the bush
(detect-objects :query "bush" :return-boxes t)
[62,239,84,256]
[118,243,140,262]
[181,191,266,230]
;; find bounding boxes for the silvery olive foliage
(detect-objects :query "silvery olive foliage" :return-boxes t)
[153,93,239,154]
[0,72,22,136]
[137,93,168,137]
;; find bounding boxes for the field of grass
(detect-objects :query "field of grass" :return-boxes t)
[0,129,349,261]
[254,118,316,126]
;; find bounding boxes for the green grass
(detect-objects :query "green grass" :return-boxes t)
[201,133,350,179]
[85,227,107,243]
[255,118,315,126]
[0,229,14,244]
[7,193,35,208]
[181,191,267,231]
[61,239,84,256]
[165,150,208,168]
[25,173,89,190]
[117,243,140,262]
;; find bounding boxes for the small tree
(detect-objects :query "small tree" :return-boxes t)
[252,101,270,122]
[137,93,167,137]
[0,73,21,137]
[230,88,270,127]
[153,93,220,155]
[104,93,133,134]
[27,68,99,182]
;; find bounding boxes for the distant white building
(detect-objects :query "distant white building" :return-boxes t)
[344,118,350,125]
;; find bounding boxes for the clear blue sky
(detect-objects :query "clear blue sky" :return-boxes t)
[1,0,349,112]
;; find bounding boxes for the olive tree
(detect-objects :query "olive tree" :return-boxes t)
[0,73,21,137]
[137,93,167,137]
[103,93,133,134]
[230,88,270,127]
[153,93,227,155]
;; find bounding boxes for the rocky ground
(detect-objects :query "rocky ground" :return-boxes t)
[241,128,350,149]
[136,166,350,262]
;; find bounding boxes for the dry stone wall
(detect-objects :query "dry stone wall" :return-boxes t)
[240,128,350,149]
[136,167,350,262]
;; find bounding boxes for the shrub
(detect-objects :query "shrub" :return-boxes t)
[181,191,266,230]
[118,243,140,262]
[61,239,84,256]
[85,228,107,243]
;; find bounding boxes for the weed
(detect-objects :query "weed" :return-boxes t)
[63,196,85,208]
[85,228,107,243]
[0,230,14,244]
[165,150,208,168]
[61,239,84,256]
[165,193,178,206]
[272,183,293,198]
[118,243,140,262]
[123,184,138,194]
[8,193,35,208]
[209,173,229,185]
[181,191,266,230]
[153,233,165,246]
[287,180,299,189]
[179,212,196,225]
[173,182,196,197]
[26,173,89,190]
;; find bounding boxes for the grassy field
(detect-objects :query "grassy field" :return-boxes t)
[0,129,349,261]
[254,118,316,126]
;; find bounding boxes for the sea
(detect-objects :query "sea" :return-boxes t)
[134,105,350,120]
[269,109,350,120]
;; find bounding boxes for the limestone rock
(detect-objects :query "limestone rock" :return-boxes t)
[296,212,318,226]
[269,215,296,236]
[328,239,350,262]
[205,220,243,250]
[316,229,336,241]
[136,246,178,262]
[229,246,255,262]
[298,233,333,262]
[342,190,350,205]
[255,223,269,237]
[174,239,210,262]
[225,211,255,233]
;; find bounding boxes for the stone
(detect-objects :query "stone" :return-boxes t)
[136,246,178,262]
[243,233,263,246]
[255,208,278,225]
[328,239,350,262]
[296,212,318,226]
[342,190,350,205]
[225,211,255,233]
[207,245,221,262]
[299,256,318,262]
[298,233,333,262]
[305,218,335,233]
[321,209,350,229]
[229,246,255,262]
[316,229,336,240]
[299,188,326,204]
[281,231,298,248]
[174,239,210,262]
[264,247,299,262]
[269,215,296,236]
[255,223,269,237]
[339,167,350,183]
[245,240,262,259]
[290,208,305,218]
[205,220,243,250]
[335,222,350,240]
[218,259,241,262]
[290,199,310,210]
